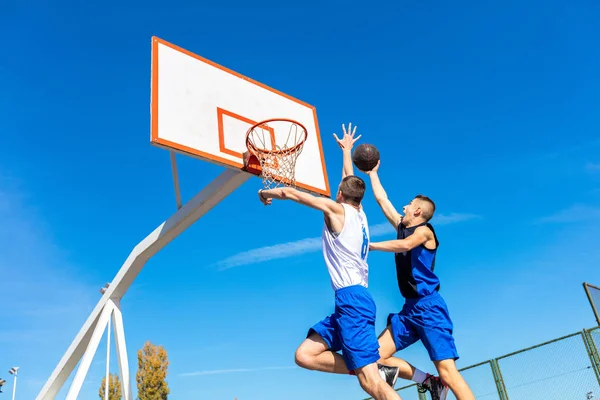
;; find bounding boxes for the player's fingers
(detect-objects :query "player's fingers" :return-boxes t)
[354,134,362,142]
[342,123,347,135]
[332,133,343,148]
[352,125,357,136]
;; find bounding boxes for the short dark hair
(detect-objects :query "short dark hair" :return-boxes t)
[415,194,435,221]
[339,176,366,206]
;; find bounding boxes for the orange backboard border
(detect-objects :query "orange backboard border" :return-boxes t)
[150,36,331,198]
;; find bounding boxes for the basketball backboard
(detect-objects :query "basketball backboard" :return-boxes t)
[150,36,330,197]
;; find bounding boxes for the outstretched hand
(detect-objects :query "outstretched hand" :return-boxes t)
[333,123,361,151]
[258,190,272,206]
[359,159,380,175]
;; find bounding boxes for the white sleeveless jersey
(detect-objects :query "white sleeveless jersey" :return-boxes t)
[322,203,370,291]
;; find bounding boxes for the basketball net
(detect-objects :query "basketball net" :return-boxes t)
[245,119,308,190]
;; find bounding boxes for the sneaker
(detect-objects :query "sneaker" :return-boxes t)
[377,364,399,388]
[417,374,449,400]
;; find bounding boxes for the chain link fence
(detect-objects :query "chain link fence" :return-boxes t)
[444,361,500,400]
[496,330,600,400]
[364,284,600,400]
[364,326,600,400]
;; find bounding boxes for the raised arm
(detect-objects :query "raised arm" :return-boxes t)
[333,123,361,180]
[365,161,403,230]
[258,187,343,217]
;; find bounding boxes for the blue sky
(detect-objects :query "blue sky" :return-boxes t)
[2,0,600,399]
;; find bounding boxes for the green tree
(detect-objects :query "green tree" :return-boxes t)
[136,341,170,400]
[98,372,122,400]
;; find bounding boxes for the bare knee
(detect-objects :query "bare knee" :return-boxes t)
[435,359,460,386]
[294,346,314,369]
[357,372,378,394]
[356,364,391,398]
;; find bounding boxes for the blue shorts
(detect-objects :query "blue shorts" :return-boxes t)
[308,284,380,371]
[387,292,459,362]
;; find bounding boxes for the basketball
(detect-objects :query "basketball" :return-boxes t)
[352,143,380,172]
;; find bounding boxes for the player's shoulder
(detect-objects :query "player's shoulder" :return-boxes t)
[326,198,346,214]
[414,224,434,237]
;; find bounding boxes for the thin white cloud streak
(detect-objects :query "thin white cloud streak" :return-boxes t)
[217,237,322,270]
[216,213,481,270]
[434,212,482,225]
[536,204,600,224]
[586,162,600,172]
[180,366,297,377]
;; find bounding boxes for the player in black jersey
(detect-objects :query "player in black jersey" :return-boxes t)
[363,160,475,400]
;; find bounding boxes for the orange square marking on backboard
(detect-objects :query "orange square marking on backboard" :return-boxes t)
[216,107,276,159]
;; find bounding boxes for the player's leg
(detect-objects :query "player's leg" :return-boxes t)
[377,324,417,379]
[415,294,474,400]
[354,362,403,400]
[294,331,348,374]
[335,286,401,399]
[294,315,349,374]
[433,359,474,400]
[377,313,432,386]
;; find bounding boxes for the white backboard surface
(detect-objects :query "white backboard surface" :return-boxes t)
[150,37,330,197]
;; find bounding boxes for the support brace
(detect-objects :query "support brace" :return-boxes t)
[36,169,250,399]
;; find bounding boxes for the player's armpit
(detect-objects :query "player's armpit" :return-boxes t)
[370,228,429,253]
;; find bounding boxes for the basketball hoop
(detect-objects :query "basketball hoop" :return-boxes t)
[245,118,308,190]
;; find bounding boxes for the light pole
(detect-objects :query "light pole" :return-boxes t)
[8,368,18,400]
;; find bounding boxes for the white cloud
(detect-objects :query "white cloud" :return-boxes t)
[216,237,322,270]
[369,222,395,237]
[216,212,481,270]
[537,204,600,224]
[434,212,482,225]
[180,366,297,377]
[586,162,600,173]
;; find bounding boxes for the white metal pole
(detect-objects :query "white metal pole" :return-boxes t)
[11,372,17,400]
[105,316,111,400]
[111,300,133,400]
[65,302,114,400]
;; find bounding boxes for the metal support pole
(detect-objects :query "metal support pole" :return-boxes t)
[583,329,600,387]
[490,359,509,400]
[11,373,17,400]
[104,316,111,400]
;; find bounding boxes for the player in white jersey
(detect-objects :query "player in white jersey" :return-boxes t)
[258,124,402,400]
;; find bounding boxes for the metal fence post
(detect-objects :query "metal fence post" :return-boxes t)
[583,283,600,326]
[583,328,600,387]
[490,359,509,400]
[417,389,427,400]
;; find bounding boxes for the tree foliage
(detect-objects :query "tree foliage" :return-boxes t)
[136,341,170,400]
[98,372,122,400]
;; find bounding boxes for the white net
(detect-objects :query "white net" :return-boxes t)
[246,119,307,190]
